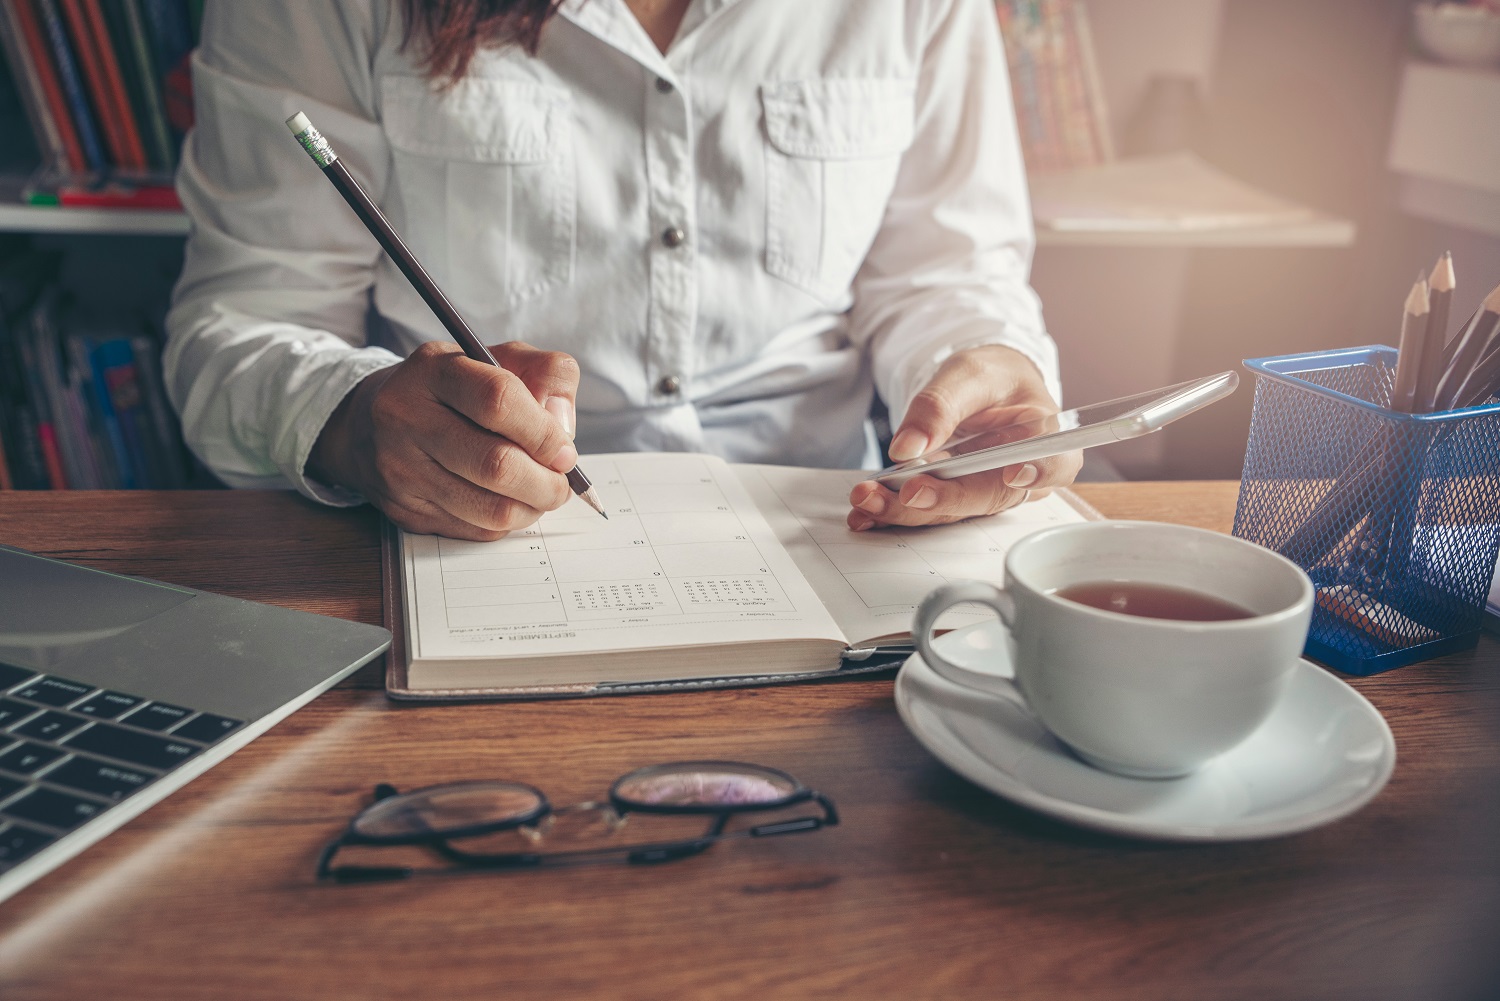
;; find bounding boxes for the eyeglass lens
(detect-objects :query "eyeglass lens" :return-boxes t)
[352,781,546,840]
[611,762,799,810]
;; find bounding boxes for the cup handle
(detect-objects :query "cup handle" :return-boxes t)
[913,581,1023,702]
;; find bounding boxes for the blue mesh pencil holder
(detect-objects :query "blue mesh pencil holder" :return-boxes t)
[1234,346,1500,675]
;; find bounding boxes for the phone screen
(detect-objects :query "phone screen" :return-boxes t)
[877,376,1234,480]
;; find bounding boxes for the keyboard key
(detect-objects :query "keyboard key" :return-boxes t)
[123,702,193,732]
[73,691,144,720]
[0,699,39,729]
[2,788,105,831]
[47,756,154,801]
[0,663,38,691]
[0,824,54,866]
[62,723,198,771]
[171,713,244,744]
[0,742,66,776]
[0,775,24,801]
[11,677,95,707]
[12,711,89,743]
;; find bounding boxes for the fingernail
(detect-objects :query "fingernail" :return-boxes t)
[544,396,575,438]
[1008,463,1039,488]
[849,514,875,532]
[550,442,579,474]
[906,485,937,509]
[856,491,886,515]
[888,429,930,462]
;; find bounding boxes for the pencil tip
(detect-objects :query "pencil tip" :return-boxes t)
[579,486,608,519]
[1406,278,1430,315]
[1430,252,1456,292]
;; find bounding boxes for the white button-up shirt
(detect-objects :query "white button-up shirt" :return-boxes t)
[166,0,1057,504]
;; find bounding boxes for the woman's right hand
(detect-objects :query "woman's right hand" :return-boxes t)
[308,341,581,541]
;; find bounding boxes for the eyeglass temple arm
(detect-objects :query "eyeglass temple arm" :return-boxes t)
[747,792,840,837]
[315,784,413,883]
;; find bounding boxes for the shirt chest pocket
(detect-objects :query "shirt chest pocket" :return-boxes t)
[761,78,916,303]
[381,75,575,312]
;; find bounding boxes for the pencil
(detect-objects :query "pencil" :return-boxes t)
[285,112,606,520]
[1414,252,1454,413]
[1441,282,1500,410]
[1391,274,1429,413]
[1454,331,1500,409]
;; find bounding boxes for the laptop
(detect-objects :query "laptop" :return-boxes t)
[0,543,391,903]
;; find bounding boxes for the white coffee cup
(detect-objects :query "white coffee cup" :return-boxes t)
[913,521,1314,779]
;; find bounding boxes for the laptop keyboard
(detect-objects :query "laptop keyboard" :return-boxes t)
[0,660,243,874]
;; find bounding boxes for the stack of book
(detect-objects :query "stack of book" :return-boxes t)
[0,0,202,209]
[0,248,190,490]
[994,0,1114,175]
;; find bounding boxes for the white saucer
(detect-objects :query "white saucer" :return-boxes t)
[894,621,1396,842]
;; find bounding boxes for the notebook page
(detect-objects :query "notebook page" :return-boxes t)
[736,464,1087,646]
[403,453,846,666]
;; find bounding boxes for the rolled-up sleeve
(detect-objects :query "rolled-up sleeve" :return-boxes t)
[164,0,400,503]
[849,0,1058,427]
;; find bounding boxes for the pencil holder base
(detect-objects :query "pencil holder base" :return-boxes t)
[1235,347,1500,676]
[1305,629,1479,676]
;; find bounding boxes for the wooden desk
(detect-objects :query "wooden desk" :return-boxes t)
[1,485,1497,1001]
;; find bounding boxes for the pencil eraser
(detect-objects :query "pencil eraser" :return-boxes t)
[286,112,312,135]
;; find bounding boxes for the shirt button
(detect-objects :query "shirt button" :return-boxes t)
[656,375,682,396]
[654,76,674,94]
[661,226,686,249]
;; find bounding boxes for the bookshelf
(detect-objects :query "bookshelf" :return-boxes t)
[0,175,187,235]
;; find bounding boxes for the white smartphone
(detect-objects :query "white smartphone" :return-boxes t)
[873,371,1239,487]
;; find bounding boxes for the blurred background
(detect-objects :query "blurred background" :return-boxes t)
[1,0,1498,490]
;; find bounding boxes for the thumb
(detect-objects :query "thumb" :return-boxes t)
[889,357,1007,462]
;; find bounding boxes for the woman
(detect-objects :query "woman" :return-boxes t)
[166,0,1071,540]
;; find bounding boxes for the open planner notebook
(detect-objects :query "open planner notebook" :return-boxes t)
[383,452,1094,699]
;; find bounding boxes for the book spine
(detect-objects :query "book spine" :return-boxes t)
[94,338,151,487]
[82,337,134,488]
[8,405,48,488]
[119,0,172,169]
[0,0,68,169]
[997,1,1048,174]
[63,375,102,488]
[1024,0,1061,171]
[0,417,12,489]
[36,421,67,488]
[15,318,68,488]
[56,0,131,168]
[138,0,189,132]
[67,332,118,486]
[80,0,148,169]
[34,0,107,171]
[6,0,86,171]
[29,300,91,489]
[1052,0,1097,167]
[1071,0,1114,162]
[130,334,183,487]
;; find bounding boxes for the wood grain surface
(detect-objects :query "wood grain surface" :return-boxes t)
[0,485,1496,1001]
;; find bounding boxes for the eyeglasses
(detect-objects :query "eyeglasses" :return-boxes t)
[316,760,839,882]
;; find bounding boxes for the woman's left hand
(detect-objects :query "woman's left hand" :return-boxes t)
[847,345,1081,530]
